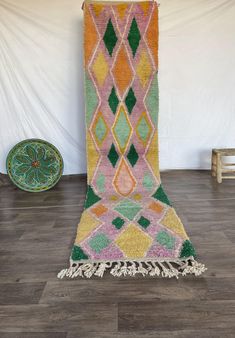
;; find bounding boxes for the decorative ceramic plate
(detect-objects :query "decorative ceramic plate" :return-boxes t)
[6,139,64,192]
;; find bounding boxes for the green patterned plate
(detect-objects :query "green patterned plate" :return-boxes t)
[6,139,64,192]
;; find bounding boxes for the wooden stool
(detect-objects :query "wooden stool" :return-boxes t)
[211,148,235,183]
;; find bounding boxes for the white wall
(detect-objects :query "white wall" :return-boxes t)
[0,0,235,174]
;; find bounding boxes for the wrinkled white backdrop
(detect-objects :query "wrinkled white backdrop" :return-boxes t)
[0,0,235,174]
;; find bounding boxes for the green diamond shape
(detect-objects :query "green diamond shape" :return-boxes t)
[107,143,119,167]
[127,17,141,57]
[89,233,111,253]
[95,115,107,143]
[138,216,150,229]
[143,172,154,191]
[125,87,136,114]
[137,115,150,143]
[112,217,125,229]
[127,144,139,167]
[96,173,105,193]
[108,87,119,114]
[114,199,142,221]
[145,72,159,126]
[103,19,118,56]
[85,72,99,126]
[113,107,132,153]
[156,231,175,250]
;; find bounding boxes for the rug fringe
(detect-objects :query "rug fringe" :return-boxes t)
[57,257,207,279]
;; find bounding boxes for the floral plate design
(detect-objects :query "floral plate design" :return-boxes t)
[6,139,63,192]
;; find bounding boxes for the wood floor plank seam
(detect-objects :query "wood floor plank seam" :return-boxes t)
[0,171,234,336]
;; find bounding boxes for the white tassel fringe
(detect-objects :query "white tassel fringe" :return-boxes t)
[57,257,207,279]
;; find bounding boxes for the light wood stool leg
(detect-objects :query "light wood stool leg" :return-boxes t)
[211,151,217,177]
[216,153,222,183]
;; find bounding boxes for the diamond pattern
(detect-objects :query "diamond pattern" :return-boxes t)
[139,2,150,16]
[146,131,160,180]
[84,185,101,209]
[89,233,111,253]
[86,131,100,182]
[114,199,142,220]
[108,87,119,114]
[136,51,152,88]
[156,231,175,250]
[92,4,104,17]
[75,210,101,244]
[107,143,119,168]
[152,185,171,206]
[103,19,118,56]
[161,208,188,239]
[92,111,108,147]
[145,73,158,126]
[137,216,150,229]
[71,2,200,274]
[92,51,109,87]
[146,7,158,67]
[115,224,152,258]
[112,217,125,229]
[143,172,154,191]
[112,105,132,154]
[84,8,99,65]
[125,87,136,114]
[127,18,141,57]
[136,111,152,146]
[116,4,129,19]
[91,204,108,217]
[113,158,136,196]
[127,144,139,167]
[72,245,88,260]
[148,201,164,214]
[112,45,133,97]
[85,72,99,126]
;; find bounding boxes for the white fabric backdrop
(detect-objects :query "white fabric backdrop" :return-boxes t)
[0,0,235,174]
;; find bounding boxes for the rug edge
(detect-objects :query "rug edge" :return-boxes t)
[57,256,207,279]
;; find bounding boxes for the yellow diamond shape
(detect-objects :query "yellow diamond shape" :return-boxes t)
[75,210,101,244]
[146,130,160,181]
[161,208,188,240]
[116,4,129,19]
[92,4,104,16]
[136,50,152,88]
[92,51,109,87]
[86,131,100,183]
[115,223,152,258]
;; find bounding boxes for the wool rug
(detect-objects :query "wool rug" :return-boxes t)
[58,0,206,279]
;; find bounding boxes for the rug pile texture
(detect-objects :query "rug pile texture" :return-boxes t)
[58,0,206,279]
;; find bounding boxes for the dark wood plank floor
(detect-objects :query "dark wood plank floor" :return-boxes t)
[0,171,235,338]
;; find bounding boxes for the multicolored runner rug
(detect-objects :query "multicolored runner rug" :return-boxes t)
[58,0,206,279]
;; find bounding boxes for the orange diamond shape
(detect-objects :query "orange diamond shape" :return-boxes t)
[91,204,108,217]
[148,201,164,214]
[84,7,98,66]
[146,8,158,68]
[112,45,133,97]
